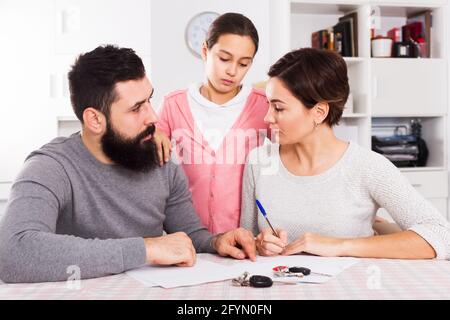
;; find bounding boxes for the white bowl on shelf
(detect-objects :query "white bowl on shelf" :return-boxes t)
[371,37,393,58]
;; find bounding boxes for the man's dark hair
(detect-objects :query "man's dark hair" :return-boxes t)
[268,48,349,126]
[206,12,259,56]
[68,45,146,122]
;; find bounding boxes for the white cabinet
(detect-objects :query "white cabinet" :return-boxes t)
[52,0,152,123]
[403,170,448,198]
[0,1,56,186]
[54,0,151,56]
[371,59,447,116]
[404,170,448,218]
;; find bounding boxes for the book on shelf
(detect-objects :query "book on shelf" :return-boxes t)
[311,29,330,50]
[327,27,335,51]
[402,21,422,43]
[405,10,432,58]
[338,11,358,57]
[311,30,320,49]
[333,20,352,57]
[320,29,329,49]
[310,11,358,57]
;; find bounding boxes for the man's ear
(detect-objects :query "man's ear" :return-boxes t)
[201,42,208,61]
[82,108,105,135]
[313,102,329,125]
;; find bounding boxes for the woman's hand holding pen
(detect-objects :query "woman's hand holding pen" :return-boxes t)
[256,230,345,257]
[256,228,288,256]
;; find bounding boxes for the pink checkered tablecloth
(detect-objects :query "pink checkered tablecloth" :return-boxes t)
[1,258,449,299]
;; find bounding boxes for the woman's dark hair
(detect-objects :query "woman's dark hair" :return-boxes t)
[206,12,259,55]
[268,48,349,126]
[68,45,146,122]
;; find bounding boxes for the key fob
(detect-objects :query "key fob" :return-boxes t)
[289,267,311,275]
[249,275,273,288]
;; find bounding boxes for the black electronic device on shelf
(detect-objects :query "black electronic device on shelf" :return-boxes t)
[372,119,428,168]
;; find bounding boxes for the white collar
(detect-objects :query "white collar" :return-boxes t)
[188,82,251,109]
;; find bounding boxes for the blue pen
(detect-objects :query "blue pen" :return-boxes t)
[255,199,280,238]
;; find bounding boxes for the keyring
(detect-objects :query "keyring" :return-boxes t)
[272,265,332,278]
[272,265,290,277]
[272,265,288,272]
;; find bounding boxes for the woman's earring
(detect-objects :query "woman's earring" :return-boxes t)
[313,121,319,129]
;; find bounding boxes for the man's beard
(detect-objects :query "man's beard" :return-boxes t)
[101,121,159,173]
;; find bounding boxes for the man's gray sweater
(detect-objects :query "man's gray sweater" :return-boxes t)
[0,133,215,283]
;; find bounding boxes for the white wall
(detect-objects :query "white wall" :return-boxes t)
[0,1,56,185]
[150,0,271,108]
[0,0,152,204]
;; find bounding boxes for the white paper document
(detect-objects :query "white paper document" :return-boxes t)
[126,257,239,288]
[126,254,359,288]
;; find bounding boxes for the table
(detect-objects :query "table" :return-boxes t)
[1,258,449,299]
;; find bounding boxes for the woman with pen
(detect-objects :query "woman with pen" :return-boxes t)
[240,48,450,259]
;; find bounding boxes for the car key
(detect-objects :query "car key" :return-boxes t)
[232,272,296,287]
[289,266,332,277]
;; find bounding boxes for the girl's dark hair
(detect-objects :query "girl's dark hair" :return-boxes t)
[68,45,146,122]
[206,12,259,55]
[268,48,349,126]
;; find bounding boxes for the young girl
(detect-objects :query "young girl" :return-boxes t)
[157,13,269,234]
[240,48,450,260]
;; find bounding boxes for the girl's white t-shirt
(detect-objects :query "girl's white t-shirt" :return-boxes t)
[187,83,251,151]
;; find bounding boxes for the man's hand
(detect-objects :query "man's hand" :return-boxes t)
[212,228,257,261]
[282,232,345,257]
[144,232,196,267]
[153,128,172,166]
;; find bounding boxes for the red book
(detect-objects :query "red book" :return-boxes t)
[402,22,422,42]
[311,31,320,49]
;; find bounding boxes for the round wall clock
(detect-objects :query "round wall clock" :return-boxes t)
[185,11,220,58]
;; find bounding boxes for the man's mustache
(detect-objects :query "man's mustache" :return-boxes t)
[135,124,156,142]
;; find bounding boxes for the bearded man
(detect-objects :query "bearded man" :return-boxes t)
[0,45,256,283]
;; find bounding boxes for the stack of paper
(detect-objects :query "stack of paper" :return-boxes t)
[126,254,359,288]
